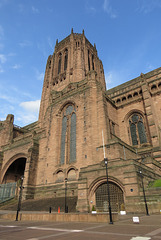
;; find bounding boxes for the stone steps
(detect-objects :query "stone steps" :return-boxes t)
[0,197,77,213]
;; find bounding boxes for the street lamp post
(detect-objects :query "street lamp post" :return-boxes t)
[104,157,113,224]
[139,170,149,216]
[65,178,68,213]
[16,176,24,221]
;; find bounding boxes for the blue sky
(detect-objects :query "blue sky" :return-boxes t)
[0,0,161,126]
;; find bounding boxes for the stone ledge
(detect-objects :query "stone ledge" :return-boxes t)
[0,212,118,223]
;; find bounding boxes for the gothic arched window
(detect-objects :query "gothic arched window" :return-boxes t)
[58,53,62,74]
[129,113,147,146]
[64,49,68,71]
[60,105,76,165]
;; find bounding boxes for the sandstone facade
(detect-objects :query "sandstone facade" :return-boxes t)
[0,30,161,213]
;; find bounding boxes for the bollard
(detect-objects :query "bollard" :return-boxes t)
[49,207,52,213]
[58,206,60,213]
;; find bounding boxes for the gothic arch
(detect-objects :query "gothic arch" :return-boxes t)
[67,166,78,181]
[58,100,77,114]
[88,176,125,212]
[124,110,149,146]
[0,153,27,184]
[66,166,78,174]
[54,168,65,175]
[59,104,77,165]
[124,109,145,123]
[89,176,124,197]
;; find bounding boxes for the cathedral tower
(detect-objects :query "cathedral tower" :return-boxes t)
[39,29,106,125]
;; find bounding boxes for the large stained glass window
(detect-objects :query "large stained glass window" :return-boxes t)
[60,116,67,165]
[129,113,147,146]
[60,105,76,164]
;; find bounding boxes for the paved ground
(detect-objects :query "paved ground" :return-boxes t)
[0,214,161,240]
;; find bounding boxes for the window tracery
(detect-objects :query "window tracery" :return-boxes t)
[129,113,147,146]
[60,104,76,165]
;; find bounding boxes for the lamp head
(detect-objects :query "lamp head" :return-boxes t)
[104,158,108,165]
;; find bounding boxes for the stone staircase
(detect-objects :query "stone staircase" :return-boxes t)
[0,196,77,213]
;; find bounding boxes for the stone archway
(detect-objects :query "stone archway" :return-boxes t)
[95,182,124,212]
[2,157,26,184]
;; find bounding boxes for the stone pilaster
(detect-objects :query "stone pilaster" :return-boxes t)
[76,178,89,212]
[23,140,39,199]
[141,74,159,147]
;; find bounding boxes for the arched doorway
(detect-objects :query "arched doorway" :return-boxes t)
[95,182,124,212]
[2,158,26,184]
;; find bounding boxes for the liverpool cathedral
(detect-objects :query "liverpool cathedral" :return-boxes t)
[0,29,161,214]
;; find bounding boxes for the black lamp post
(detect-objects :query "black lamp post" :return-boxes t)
[104,157,113,224]
[65,178,68,213]
[16,176,24,221]
[139,170,149,216]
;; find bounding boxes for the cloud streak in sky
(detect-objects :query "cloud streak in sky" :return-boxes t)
[20,100,40,113]
[11,64,21,69]
[0,54,6,63]
[103,0,117,18]
[19,40,33,48]
[31,6,39,14]
[136,0,161,14]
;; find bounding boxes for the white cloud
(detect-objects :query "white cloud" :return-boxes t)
[136,0,161,14]
[37,72,44,81]
[0,54,6,63]
[85,2,96,14]
[0,54,6,72]
[11,64,21,70]
[103,0,117,18]
[0,92,17,103]
[34,68,44,81]
[17,113,38,126]
[105,71,114,89]
[19,40,32,48]
[105,70,128,89]
[20,100,40,113]
[32,6,39,14]
[18,100,40,126]
[146,63,155,71]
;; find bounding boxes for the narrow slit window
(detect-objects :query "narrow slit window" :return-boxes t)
[88,50,90,71]
[64,49,68,71]
[58,53,62,74]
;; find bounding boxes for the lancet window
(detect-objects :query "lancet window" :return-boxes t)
[88,50,90,71]
[58,53,62,74]
[129,113,147,146]
[64,49,68,71]
[60,104,76,165]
